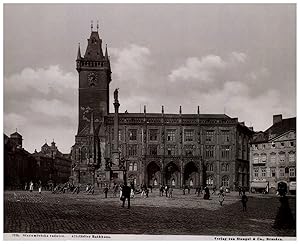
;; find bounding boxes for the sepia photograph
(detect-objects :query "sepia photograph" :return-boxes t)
[3,3,296,240]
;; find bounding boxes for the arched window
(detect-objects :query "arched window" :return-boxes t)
[129,162,133,171]
[189,179,193,186]
[207,163,213,172]
[225,164,229,172]
[133,162,138,171]
[171,179,175,186]
[206,176,214,186]
[154,179,158,186]
[222,176,229,187]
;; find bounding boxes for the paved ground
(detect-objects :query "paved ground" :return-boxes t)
[4,189,296,236]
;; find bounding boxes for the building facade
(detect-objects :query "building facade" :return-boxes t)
[250,115,296,194]
[4,132,37,190]
[33,141,72,185]
[4,131,72,189]
[71,26,253,190]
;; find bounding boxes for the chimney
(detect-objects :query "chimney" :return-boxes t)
[273,114,282,125]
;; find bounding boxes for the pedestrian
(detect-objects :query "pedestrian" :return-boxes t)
[38,180,42,194]
[169,187,173,198]
[187,186,190,194]
[141,185,146,198]
[203,186,210,200]
[103,185,109,198]
[159,185,164,196]
[218,191,225,206]
[119,184,123,198]
[130,188,135,198]
[212,185,216,195]
[121,182,131,209]
[113,184,118,197]
[183,185,186,195]
[24,182,28,191]
[29,181,34,192]
[165,185,169,197]
[241,192,248,212]
[238,186,242,196]
[149,185,153,193]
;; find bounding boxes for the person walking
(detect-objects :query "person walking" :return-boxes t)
[113,184,118,197]
[130,187,135,198]
[218,191,225,206]
[241,192,248,212]
[103,185,109,198]
[29,181,34,192]
[169,187,173,198]
[165,185,169,197]
[121,183,131,209]
[24,182,28,191]
[212,185,216,195]
[159,185,164,197]
[38,180,42,194]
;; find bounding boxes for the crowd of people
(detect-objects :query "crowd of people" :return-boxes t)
[23,180,250,211]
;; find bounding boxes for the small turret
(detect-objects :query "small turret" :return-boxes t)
[105,44,109,60]
[77,43,82,60]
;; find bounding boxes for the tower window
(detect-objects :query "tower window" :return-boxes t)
[149,129,158,141]
[184,129,194,142]
[206,130,215,142]
[128,144,137,156]
[128,129,137,141]
[166,130,176,141]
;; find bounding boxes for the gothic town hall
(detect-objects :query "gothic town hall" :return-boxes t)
[71,26,254,190]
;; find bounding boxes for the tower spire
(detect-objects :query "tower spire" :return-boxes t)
[91,20,93,32]
[97,20,99,32]
[77,43,81,60]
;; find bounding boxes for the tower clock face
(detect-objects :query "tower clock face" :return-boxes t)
[88,72,98,86]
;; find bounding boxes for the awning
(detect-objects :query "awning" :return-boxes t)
[251,182,268,189]
[289,182,296,190]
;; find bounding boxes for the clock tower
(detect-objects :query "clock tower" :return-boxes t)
[76,27,111,133]
[71,23,111,184]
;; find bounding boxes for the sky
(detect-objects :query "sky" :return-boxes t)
[4,4,296,153]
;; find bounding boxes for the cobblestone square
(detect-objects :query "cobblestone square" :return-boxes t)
[4,190,296,237]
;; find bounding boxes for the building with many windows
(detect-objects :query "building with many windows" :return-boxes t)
[71,26,254,190]
[250,115,296,194]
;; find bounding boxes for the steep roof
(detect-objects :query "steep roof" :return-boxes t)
[251,117,296,144]
[265,117,296,136]
[10,131,22,138]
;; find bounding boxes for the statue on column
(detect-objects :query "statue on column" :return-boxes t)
[114,88,119,103]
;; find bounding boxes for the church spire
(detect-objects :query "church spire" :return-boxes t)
[77,43,82,60]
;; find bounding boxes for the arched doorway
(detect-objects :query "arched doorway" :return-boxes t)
[184,162,199,187]
[147,161,161,187]
[165,162,180,187]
